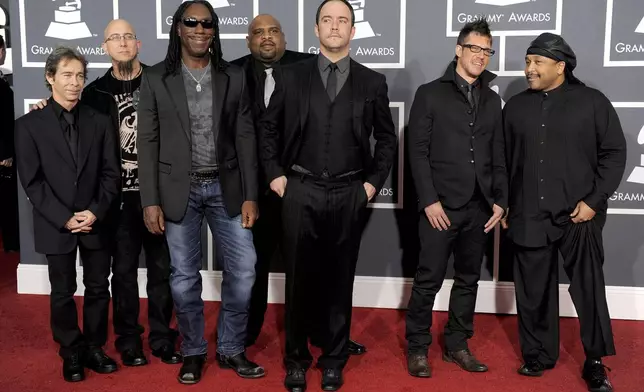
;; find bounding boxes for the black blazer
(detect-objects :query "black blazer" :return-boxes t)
[408,62,508,211]
[14,103,120,254]
[231,50,313,187]
[0,78,14,161]
[259,56,397,192]
[137,60,258,221]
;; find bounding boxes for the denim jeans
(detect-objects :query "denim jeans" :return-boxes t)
[165,178,257,357]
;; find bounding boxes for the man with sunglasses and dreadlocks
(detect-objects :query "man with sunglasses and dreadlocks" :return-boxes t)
[405,19,507,378]
[30,19,181,368]
[138,1,262,384]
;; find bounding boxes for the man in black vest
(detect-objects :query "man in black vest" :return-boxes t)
[405,19,507,377]
[15,47,121,382]
[259,1,396,390]
[230,13,367,356]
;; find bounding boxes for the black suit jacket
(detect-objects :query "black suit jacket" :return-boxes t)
[14,103,120,254]
[231,50,313,188]
[259,56,397,191]
[137,60,258,221]
[408,62,508,211]
[0,78,14,161]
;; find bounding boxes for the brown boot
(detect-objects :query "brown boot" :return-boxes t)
[407,354,431,378]
[443,349,488,372]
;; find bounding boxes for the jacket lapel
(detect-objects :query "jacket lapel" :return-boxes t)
[350,60,365,140]
[75,105,97,177]
[162,71,191,142]
[299,59,315,132]
[41,105,76,171]
[212,67,228,136]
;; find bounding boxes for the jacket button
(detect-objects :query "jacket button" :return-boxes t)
[469,122,474,127]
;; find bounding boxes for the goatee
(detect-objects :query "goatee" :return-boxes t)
[116,57,137,80]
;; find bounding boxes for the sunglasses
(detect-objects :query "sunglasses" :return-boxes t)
[182,17,214,29]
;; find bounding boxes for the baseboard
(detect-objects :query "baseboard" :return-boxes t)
[16,264,644,321]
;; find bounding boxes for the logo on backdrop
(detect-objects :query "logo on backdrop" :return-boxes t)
[45,0,92,40]
[299,0,406,69]
[157,0,258,39]
[0,4,12,75]
[18,0,118,68]
[448,0,559,36]
[368,103,404,209]
[609,106,644,211]
[604,0,644,66]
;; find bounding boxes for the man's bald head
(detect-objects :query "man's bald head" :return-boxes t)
[246,14,286,64]
[101,19,141,77]
[104,19,137,40]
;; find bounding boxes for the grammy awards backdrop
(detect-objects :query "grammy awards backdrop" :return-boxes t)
[8,0,644,320]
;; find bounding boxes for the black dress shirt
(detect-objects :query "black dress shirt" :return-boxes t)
[50,97,80,163]
[318,53,350,96]
[502,81,627,247]
[454,71,480,109]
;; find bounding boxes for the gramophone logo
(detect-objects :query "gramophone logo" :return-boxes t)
[349,0,377,40]
[626,124,644,185]
[45,0,92,40]
[636,17,644,34]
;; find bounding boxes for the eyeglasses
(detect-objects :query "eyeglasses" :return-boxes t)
[105,33,137,42]
[182,17,214,29]
[461,44,496,57]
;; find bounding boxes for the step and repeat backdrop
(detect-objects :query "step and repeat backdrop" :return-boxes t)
[7,1,644,311]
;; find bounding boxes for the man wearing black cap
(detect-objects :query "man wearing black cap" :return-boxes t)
[502,32,626,392]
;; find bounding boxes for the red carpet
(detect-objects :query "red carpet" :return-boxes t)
[0,251,643,392]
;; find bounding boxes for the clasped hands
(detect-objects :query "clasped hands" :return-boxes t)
[65,210,96,233]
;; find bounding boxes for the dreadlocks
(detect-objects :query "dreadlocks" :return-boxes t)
[163,0,226,76]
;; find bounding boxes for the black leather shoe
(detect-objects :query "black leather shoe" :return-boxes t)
[347,340,366,356]
[321,368,343,391]
[582,359,613,392]
[85,349,118,374]
[152,345,183,364]
[284,367,307,392]
[518,360,547,377]
[177,354,206,384]
[443,349,488,372]
[121,348,148,367]
[63,353,85,382]
[216,352,265,378]
[407,354,431,378]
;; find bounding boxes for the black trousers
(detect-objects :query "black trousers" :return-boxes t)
[247,190,283,344]
[47,244,111,359]
[282,174,367,370]
[513,216,616,366]
[0,166,19,251]
[110,191,175,352]
[406,194,491,355]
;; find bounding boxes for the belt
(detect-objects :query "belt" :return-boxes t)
[290,165,363,184]
[190,170,219,181]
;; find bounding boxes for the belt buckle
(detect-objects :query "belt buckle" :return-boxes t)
[322,169,330,178]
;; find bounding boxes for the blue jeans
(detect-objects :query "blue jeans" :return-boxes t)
[165,178,257,357]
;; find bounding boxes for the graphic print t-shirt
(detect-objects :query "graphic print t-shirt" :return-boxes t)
[108,73,142,192]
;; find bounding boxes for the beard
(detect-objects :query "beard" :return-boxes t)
[116,55,138,80]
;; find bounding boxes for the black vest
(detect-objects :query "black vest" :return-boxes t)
[295,71,362,177]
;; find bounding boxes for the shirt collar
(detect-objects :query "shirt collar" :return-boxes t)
[318,53,350,74]
[454,69,479,90]
[49,97,79,119]
[540,79,568,99]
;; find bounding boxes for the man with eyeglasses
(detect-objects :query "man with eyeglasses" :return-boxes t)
[138,0,262,384]
[30,19,182,367]
[405,19,507,377]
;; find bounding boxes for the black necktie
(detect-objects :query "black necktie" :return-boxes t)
[466,84,475,108]
[62,111,78,163]
[326,63,338,101]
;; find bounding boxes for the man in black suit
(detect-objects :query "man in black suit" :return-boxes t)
[405,19,507,377]
[137,0,263,384]
[259,1,396,390]
[0,34,19,253]
[14,47,121,382]
[230,13,366,356]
